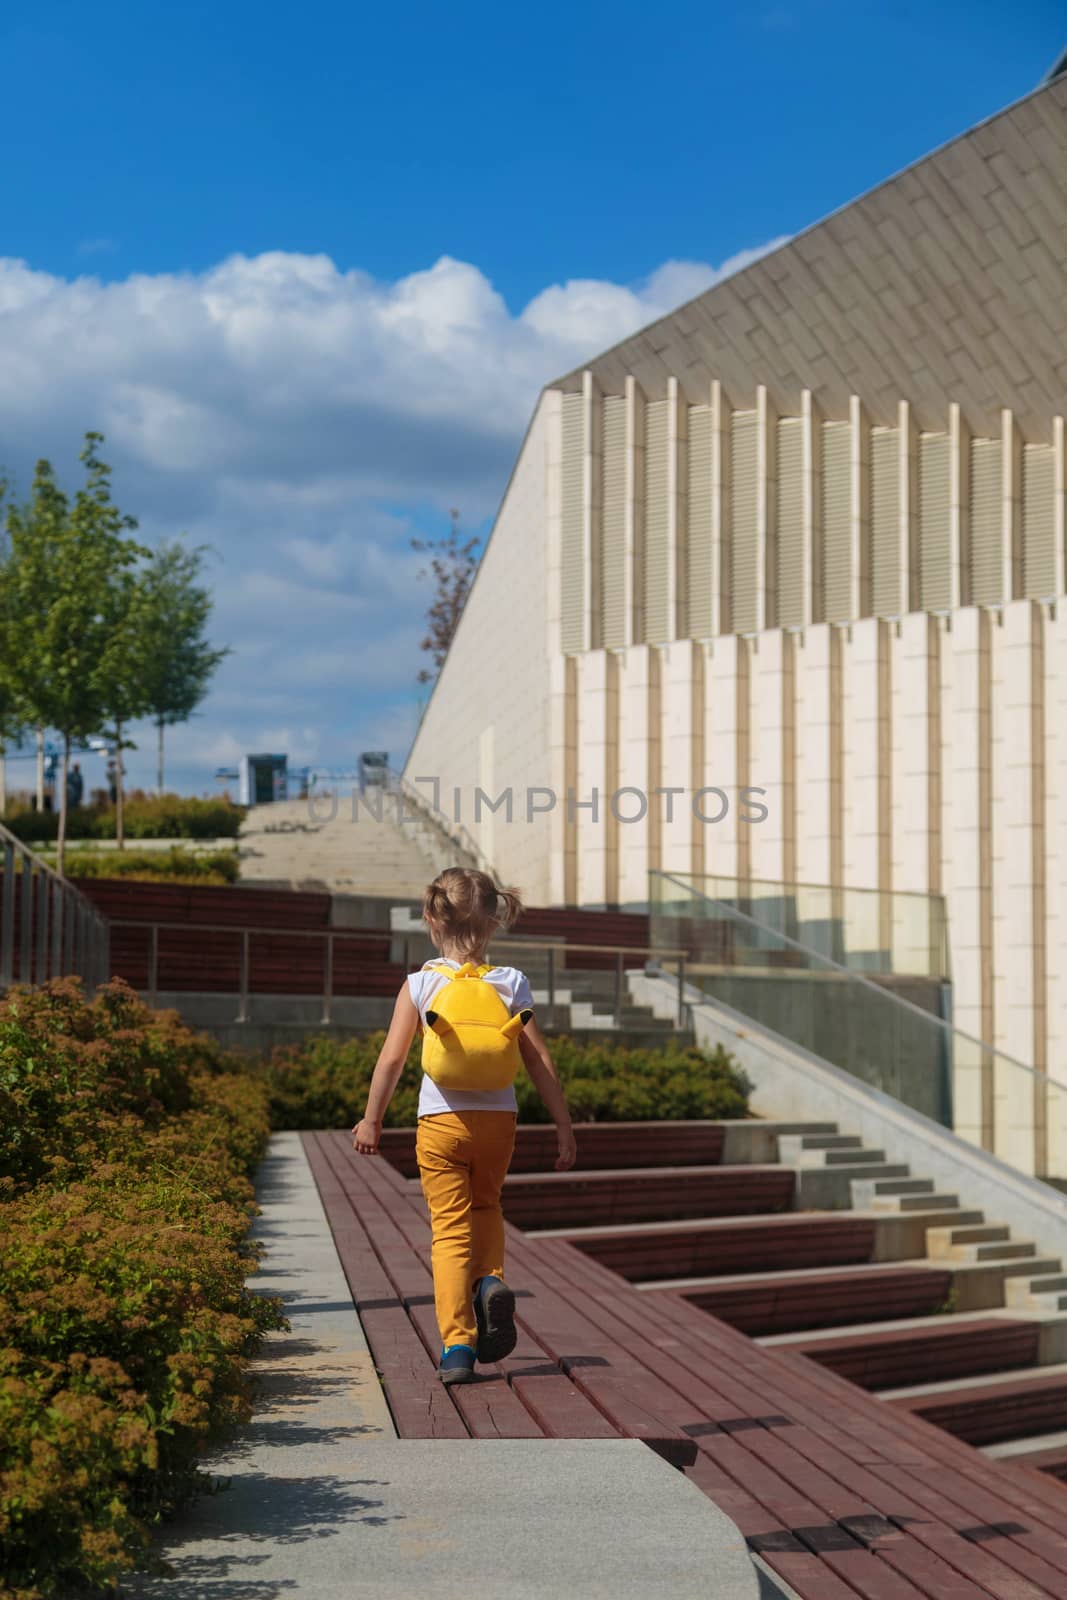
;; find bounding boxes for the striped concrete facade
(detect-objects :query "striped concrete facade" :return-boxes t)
[406,67,1067,1172]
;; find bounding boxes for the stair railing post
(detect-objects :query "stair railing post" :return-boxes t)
[1,840,14,991]
[148,923,159,1009]
[63,886,75,977]
[50,881,62,978]
[614,948,623,1026]
[236,929,250,1024]
[677,955,686,1027]
[36,866,48,984]
[547,946,555,1012]
[321,932,334,1026]
[20,856,33,982]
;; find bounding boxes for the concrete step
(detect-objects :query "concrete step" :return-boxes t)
[926,1223,1005,1256]
[779,1134,862,1154]
[794,1163,911,1212]
[823,1147,888,1167]
[869,1192,961,1214]
[851,1178,933,1205]
[984,1426,1067,1457]
[983,1428,1067,1480]
[639,1254,1065,1336]
[1004,1272,1067,1311]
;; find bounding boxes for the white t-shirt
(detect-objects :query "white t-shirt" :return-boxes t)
[408,958,534,1118]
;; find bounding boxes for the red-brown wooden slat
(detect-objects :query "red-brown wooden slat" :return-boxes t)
[791,1318,1040,1391]
[492,1165,794,1229]
[687,1265,957,1337]
[375,1120,729,1177]
[551,1213,878,1280]
[891,1371,1067,1447]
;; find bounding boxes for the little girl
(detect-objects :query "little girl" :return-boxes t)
[352,866,577,1386]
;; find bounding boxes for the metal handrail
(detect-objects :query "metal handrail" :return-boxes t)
[0,820,110,995]
[384,765,498,879]
[650,867,1067,1168]
[109,916,690,1029]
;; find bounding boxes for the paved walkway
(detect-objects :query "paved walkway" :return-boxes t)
[119,1132,761,1599]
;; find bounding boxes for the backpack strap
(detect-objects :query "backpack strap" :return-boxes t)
[426,961,493,980]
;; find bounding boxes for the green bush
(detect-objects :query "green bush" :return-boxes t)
[257,1031,751,1130]
[65,845,240,885]
[1,792,246,844]
[0,979,286,1600]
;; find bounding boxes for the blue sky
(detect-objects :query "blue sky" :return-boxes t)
[0,1,1062,796]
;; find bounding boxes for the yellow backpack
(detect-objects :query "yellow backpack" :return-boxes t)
[420,961,533,1091]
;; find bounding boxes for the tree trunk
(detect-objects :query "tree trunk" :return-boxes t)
[57,733,70,879]
[157,716,164,794]
[116,720,125,849]
[36,726,45,811]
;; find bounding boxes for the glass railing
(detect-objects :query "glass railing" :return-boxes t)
[649,869,1067,1182]
[655,871,948,980]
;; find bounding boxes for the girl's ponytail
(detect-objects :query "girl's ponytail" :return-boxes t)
[422,868,524,958]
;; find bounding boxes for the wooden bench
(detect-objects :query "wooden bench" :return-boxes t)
[544,1213,879,1280]
[784,1316,1040,1392]
[490,1165,795,1230]
[78,878,334,928]
[375,1119,730,1178]
[682,1262,957,1337]
[305,1127,1067,1599]
[889,1368,1067,1447]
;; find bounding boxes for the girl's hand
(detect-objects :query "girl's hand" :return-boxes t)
[353,1118,382,1154]
[555,1126,577,1172]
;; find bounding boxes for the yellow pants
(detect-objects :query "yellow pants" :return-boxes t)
[415,1110,517,1351]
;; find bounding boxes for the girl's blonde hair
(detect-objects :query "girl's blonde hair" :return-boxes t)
[422,867,523,961]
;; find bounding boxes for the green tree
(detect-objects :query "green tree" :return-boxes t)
[411,509,481,685]
[0,525,26,816]
[96,567,153,847]
[137,540,229,792]
[0,435,147,874]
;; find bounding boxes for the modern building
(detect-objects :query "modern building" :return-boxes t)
[406,57,1067,1165]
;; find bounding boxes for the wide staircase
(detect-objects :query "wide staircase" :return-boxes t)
[521,1120,1067,1478]
[480,1119,1067,1483]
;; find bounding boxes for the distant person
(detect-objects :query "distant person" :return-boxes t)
[67,762,84,810]
[352,867,576,1387]
[43,753,57,812]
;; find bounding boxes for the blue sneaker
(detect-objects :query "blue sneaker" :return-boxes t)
[437,1344,476,1386]
[472,1275,517,1363]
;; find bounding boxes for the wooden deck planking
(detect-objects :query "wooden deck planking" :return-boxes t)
[529,1232,1067,1597]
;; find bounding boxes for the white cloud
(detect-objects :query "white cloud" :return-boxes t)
[0,237,788,794]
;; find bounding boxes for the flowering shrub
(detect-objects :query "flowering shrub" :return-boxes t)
[259,1031,751,1129]
[0,979,286,1600]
